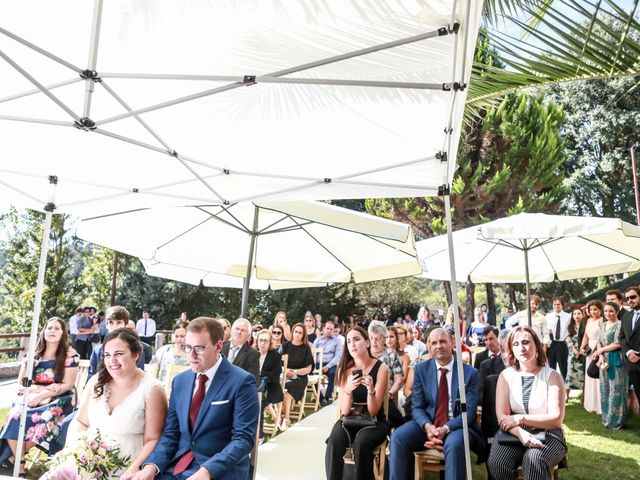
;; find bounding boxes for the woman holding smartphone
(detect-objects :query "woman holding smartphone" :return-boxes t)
[325,326,389,480]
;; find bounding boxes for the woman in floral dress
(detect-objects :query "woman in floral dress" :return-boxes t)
[566,307,586,390]
[153,320,190,388]
[593,302,628,429]
[0,317,79,474]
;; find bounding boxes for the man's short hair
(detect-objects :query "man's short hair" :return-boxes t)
[482,325,499,337]
[606,289,623,301]
[624,285,640,296]
[75,307,83,313]
[324,319,335,328]
[552,296,564,305]
[530,294,541,305]
[498,328,511,346]
[367,320,387,338]
[188,316,224,344]
[105,306,130,322]
[233,317,252,332]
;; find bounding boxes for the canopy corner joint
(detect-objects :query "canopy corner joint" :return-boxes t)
[74,117,96,131]
[80,69,101,83]
[243,75,256,86]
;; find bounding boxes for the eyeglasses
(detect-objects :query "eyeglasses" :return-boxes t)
[257,339,270,343]
[273,331,282,336]
[181,344,209,355]
[626,294,638,301]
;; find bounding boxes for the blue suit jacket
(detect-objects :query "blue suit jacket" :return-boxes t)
[145,357,259,479]
[412,358,482,439]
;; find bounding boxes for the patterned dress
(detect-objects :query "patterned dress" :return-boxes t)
[1,354,79,452]
[598,321,628,429]
[565,322,585,389]
[154,345,190,388]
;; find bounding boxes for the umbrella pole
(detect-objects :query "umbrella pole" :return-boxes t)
[523,240,532,327]
[13,176,57,477]
[241,207,259,318]
[442,189,473,480]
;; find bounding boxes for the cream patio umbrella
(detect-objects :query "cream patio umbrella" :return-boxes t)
[1,0,483,474]
[76,201,423,317]
[417,213,640,323]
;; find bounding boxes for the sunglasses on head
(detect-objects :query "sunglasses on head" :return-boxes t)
[626,294,638,301]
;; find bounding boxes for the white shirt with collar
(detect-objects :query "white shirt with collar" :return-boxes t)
[545,310,571,342]
[192,356,223,395]
[434,357,455,419]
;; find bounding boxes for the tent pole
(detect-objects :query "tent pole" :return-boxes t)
[13,176,57,477]
[524,240,532,327]
[241,207,259,318]
[442,189,473,480]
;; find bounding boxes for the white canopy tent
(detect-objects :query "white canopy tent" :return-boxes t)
[418,213,640,321]
[0,0,483,475]
[76,201,423,315]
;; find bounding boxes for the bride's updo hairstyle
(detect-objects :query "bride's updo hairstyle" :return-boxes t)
[94,328,143,398]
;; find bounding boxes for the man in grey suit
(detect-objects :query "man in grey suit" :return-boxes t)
[620,286,640,435]
[221,317,260,384]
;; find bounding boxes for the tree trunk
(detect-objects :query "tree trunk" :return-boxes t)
[465,280,475,324]
[485,283,496,325]
[506,284,518,311]
[443,281,452,306]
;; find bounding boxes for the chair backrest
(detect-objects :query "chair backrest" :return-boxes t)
[250,391,263,480]
[312,347,323,373]
[481,373,500,440]
[144,362,159,379]
[165,363,191,399]
[74,359,91,400]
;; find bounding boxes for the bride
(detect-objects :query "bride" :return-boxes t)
[47,328,167,480]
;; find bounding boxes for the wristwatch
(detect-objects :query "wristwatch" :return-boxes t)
[443,424,451,435]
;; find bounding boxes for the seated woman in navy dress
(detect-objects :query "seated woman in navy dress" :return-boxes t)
[0,317,79,475]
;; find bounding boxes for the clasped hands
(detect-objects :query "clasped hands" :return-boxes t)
[423,424,447,451]
[499,415,543,449]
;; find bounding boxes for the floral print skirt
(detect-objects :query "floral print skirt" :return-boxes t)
[0,391,74,453]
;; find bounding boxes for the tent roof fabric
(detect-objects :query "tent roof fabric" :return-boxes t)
[0,0,482,215]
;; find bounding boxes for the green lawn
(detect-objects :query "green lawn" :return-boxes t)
[2,400,639,479]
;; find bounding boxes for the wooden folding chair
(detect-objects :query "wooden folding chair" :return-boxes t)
[165,363,190,400]
[144,362,159,379]
[74,359,91,400]
[372,389,390,480]
[263,354,287,436]
[304,348,324,412]
[249,391,263,480]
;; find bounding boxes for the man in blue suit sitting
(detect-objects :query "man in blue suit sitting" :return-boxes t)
[132,317,259,480]
[390,327,484,480]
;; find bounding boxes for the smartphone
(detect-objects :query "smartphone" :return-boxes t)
[352,369,363,378]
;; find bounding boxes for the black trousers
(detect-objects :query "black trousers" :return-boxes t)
[325,419,387,480]
[629,369,640,403]
[74,339,93,360]
[547,341,568,380]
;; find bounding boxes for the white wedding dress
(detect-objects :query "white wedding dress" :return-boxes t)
[63,374,161,475]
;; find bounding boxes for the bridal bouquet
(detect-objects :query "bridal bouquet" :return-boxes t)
[46,430,131,480]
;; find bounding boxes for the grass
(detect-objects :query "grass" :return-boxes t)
[2,400,639,479]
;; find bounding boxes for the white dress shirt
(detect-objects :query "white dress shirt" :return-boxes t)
[545,310,571,342]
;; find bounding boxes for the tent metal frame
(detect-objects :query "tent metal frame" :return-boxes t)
[2,1,477,478]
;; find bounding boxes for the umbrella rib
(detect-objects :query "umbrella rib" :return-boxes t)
[332,154,439,181]
[289,216,353,274]
[577,234,640,262]
[154,216,215,252]
[60,189,222,211]
[0,49,81,122]
[0,77,81,104]
[195,205,250,234]
[0,178,46,207]
[0,26,82,74]
[0,115,73,127]
[260,221,314,236]
[95,26,453,127]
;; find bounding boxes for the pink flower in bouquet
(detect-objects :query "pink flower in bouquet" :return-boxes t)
[31,412,40,422]
[88,439,99,450]
[93,454,103,464]
[50,465,81,480]
[78,451,88,465]
[50,406,64,417]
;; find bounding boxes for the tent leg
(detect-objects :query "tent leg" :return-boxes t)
[240,208,259,318]
[523,240,532,326]
[442,192,473,480]
[13,178,57,477]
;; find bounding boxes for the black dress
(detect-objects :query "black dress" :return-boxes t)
[325,360,389,480]
[260,350,284,405]
[282,342,314,402]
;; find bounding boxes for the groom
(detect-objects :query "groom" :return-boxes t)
[132,317,259,480]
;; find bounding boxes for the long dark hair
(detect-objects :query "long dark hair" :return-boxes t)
[94,328,142,398]
[34,317,70,382]
[336,326,373,387]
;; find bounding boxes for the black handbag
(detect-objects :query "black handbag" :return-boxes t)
[587,358,600,379]
[341,413,377,429]
[495,428,546,445]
